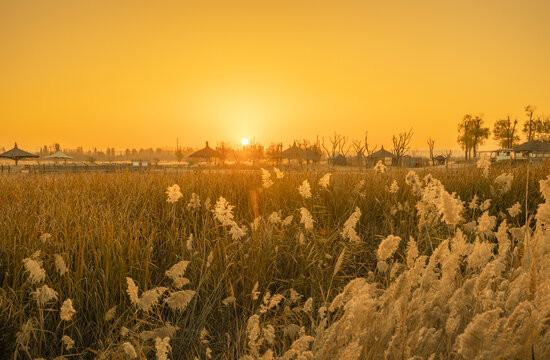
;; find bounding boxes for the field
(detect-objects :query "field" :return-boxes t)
[1,163,550,359]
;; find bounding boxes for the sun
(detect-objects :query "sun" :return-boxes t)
[241,138,249,146]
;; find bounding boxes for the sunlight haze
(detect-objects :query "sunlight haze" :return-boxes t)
[1,0,549,151]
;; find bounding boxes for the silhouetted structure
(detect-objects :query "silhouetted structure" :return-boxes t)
[0,143,38,165]
[188,142,221,162]
[45,151,73,162]
[368,146,395,166]
[329,153,347,166]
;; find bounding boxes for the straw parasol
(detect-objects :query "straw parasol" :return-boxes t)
[188,142,221,161]
[45,150,73,162]
[0,143,39,165]
[279,142,302,159]
[368,146,396,159]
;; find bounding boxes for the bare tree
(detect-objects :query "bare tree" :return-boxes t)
[352,139,366,170]
[322,132,349,166]
[444,149,452,169]
[523,105,537,141]
[427,137,435,166]
[392,129,414,166]
[216,141,231,165]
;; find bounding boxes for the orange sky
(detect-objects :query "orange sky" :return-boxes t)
[1,0,550,152]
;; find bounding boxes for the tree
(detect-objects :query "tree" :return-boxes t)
[392,128,413,166]
[457,114,489,160]
[216,141,231,165]
[523,105,537,141]
[322,132,350,166]
[427,137,435,165]
[175,148,184,163]
[533,116,550,141]
[266,143,283,165]
[352,132,377,170]
[444,149,452,169]
[493,116,519,148]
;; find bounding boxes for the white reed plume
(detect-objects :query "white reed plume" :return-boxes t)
[480,199,491,211]
[222,296,236,306]
[165,260,190,288]
[282,215,294,226]
[341,207,361,242]
[32,285,58,306]
[273,167,284,179]
[186,233,193,251]
[494,172,513,193]
[374,160,387,174]
[60,299,76,321]
[467,237,494,269]
[39,233,51,243]
[303,297,313,313]
[389,180,399,194]
[438,190,464,225]
[122,342,138,358]
[405,170,422,195]
[540,175,550,201]
[126,277,140,305]
[261,168,274,188]
[165,184,183,203]
[318,173,332,189]
[229,223,247,240]
[507,202,522,217]
[186,192,201,210]
[206,251,214,268]
[477,211,496,234]
[469,194,479,210]
[22,257,46,284]
[476,157,491,177]
[104,306,117,321]
[268,211,282,224]
[247,314,261,356]
[126,277,167,311]
[251,281,260,301]
[154,337,171,360]
[54,254,68,276]
[298,180,312,199]
[300,207,314,230]
[251,216,261,231]
[138,287,168,311]
[164,290,196,311]
[377,235,401,261]
[212,196,235,226]
[62,335,75,350]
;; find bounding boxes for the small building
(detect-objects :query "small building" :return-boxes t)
[329,153,347,166]
[513,141,550,161]
[434,155,447,166]
[368,146,396,166]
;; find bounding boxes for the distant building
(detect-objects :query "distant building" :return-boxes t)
[329,153,347,166]
[368,146,396,166]
[434,155,447,166]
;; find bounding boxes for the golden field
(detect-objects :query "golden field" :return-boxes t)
[1,163,550,359]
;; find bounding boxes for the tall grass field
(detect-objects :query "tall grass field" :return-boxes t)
[1,163,550,359]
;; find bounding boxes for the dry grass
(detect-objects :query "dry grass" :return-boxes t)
[0,162,548,359]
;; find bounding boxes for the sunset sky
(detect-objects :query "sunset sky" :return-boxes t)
[1,0,550,151]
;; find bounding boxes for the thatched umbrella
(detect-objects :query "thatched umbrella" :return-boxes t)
[0,143,38,165]
[188,142,221,162]
[45,150,73,161]
[369,146,396,159]
[368,146,395,166]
